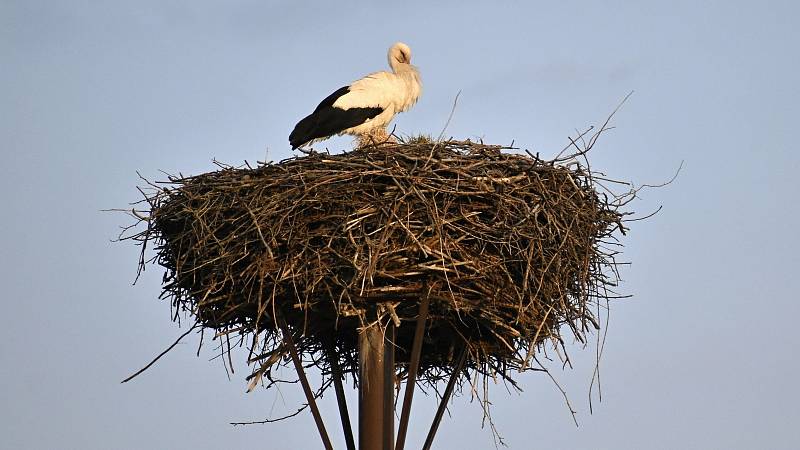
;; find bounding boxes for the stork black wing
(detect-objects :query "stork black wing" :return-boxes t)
[290,86,383,149]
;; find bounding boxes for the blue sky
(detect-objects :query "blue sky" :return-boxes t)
[1,1,798,449]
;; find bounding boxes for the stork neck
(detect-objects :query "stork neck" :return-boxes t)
[389,60,409,74]
[393,63,417,76]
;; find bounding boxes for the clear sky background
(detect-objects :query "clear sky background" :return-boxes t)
[2,1,798,449]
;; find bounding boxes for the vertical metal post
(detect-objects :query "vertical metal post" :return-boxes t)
[359,320,385,450]
[395,291,430,450]
[328,340,356,450]
[422,347,467,450]
[278,319,334,450]
[383,324,396,450]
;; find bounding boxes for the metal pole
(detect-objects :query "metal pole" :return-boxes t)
[359,319,385,450]
[278,319,334,450]
[328,341,356,450]
[395,291,430,450]
[421,347,467,450]
[383,324,396,450]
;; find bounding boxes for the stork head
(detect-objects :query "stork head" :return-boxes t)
[388,42,413,71]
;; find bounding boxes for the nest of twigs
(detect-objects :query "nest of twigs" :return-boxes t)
[126,137,630,389]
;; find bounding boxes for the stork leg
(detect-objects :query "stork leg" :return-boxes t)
[356,127,395,148]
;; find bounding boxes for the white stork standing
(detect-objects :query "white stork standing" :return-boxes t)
[289,42,422,149]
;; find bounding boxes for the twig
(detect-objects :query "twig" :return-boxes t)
[436,90,462,142]
[121,324,198,383]
[231,405,307,425]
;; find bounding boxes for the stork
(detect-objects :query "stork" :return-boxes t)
[289,42,422,149]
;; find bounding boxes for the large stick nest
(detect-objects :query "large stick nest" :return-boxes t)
[127,138,629,388]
